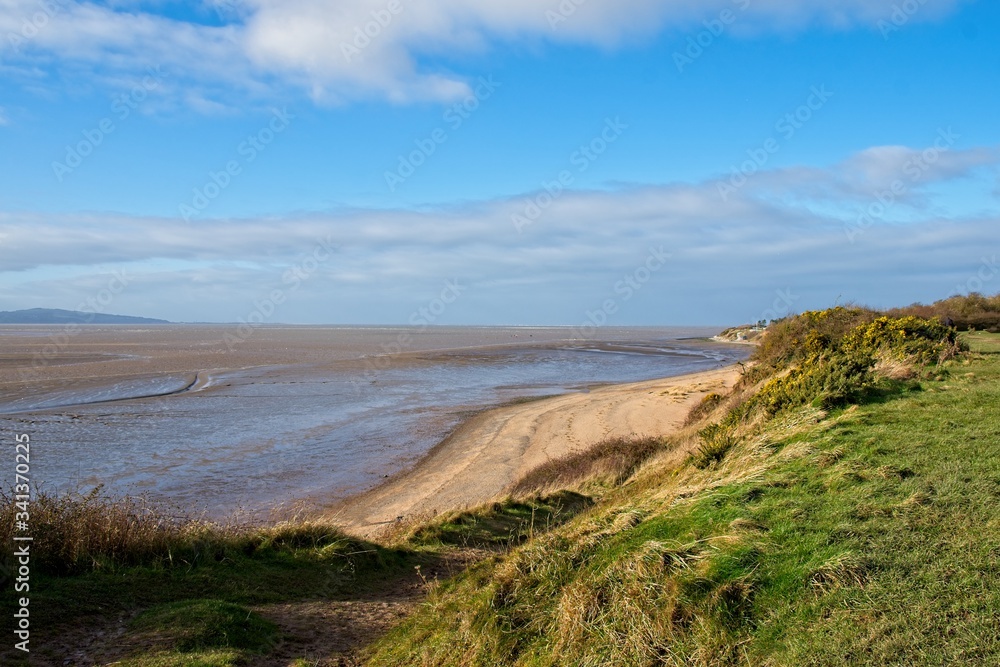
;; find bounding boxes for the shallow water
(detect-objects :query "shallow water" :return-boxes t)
[0,326,749,516]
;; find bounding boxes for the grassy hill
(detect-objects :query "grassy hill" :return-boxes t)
[363,313,1000,666]
[2,306,999,665]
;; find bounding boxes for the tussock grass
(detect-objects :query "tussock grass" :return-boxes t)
[7,308,1000,665]
[365,324,1000,666]
[406,491,593,549]
[691,423,739,469]
[511,436,667,495]
[0,487,409,664]
[684,392,726,426]
[0,485,365,576]
[129,599,278,653]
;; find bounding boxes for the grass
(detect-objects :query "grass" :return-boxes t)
[511,436,669,495]
[363,329,1000,666]
[110,650,243,667]
[0,495,418,664]
[0,486,592,664]
[129,599,278,653]
[406,491,594,549]
[4,311,998,665]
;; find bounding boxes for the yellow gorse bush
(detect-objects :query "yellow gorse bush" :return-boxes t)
[734,310,964,420]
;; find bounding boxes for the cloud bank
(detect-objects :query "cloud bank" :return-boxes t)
[2,142,997,324]
[0,0,966,106]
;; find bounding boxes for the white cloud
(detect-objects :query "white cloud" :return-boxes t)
[0,0,967,107]
[738,143,1000,205]
[1,142,997,323]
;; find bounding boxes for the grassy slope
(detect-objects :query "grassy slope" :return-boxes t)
[4,332,997,665]
[1,527,413,665]
[1,491,587,665]
[364,333,1000,666]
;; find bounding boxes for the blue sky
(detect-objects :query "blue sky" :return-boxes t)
[0,0,998,325]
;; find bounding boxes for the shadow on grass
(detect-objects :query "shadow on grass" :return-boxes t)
[407,491,594,549]
[0,503,435,665]
[512,436,667,496]
[0,487,596,665]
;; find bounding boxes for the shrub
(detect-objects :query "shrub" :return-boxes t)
[732,311,965,420]
[888,292,1000,332]
[745,307,878,385]
[691,423,739,468]
[841,315,956,363]
[685,392,725,426]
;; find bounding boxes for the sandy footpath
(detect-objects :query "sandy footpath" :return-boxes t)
[330,366,740,538]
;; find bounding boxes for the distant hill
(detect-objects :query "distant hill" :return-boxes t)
[0,308,170,325]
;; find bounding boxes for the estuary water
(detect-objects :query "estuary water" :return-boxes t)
[0,325,749,516]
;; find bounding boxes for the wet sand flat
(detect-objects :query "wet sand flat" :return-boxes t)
[331,366,740,538]
[0,325,748,516]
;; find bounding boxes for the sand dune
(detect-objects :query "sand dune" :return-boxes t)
[331,366,740,538]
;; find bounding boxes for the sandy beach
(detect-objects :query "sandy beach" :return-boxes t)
[0,325,748,514]
[330,365,740,538]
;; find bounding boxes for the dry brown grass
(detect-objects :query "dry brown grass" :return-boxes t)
[0,486,354,575]
[684,392,726,426]
[510,436,667,497]
[809,551,872,591]
[873,353,919,381]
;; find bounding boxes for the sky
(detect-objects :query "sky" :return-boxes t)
[0,0,998,326]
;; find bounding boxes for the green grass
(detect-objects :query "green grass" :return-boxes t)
[0,516,421,664]
[110,650,242,667]
[364,333,1000,666]
[4,320,998,665]
[0,491,591,664]
[407,491,594,549]
[966,330,1000,354]
[129,599,278,653]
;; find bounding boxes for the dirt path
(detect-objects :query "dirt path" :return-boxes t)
[249,551,478,667]
[329,366,740,539]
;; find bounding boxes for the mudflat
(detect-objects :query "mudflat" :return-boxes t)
[0,325,747,515]
[330,366,740,538]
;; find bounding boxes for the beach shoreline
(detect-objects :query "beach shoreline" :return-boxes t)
[0,326,749,516]
[327,365,741,538]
